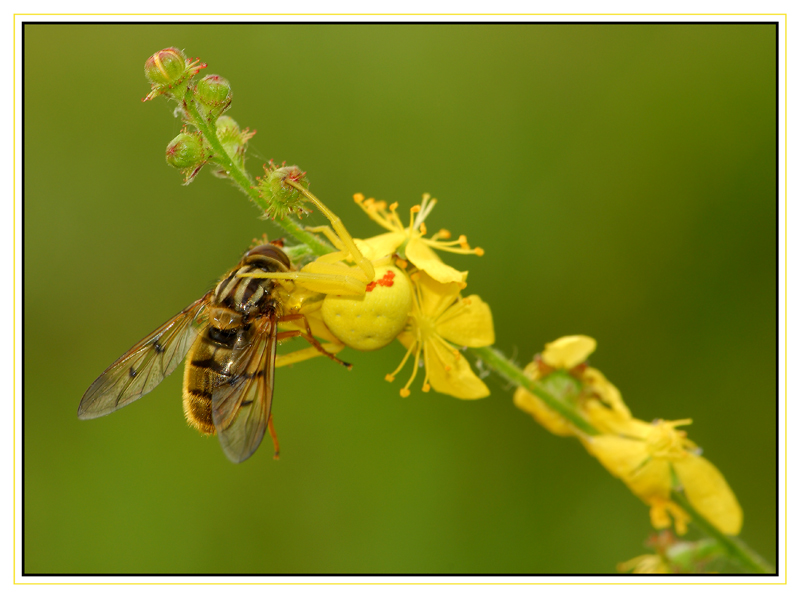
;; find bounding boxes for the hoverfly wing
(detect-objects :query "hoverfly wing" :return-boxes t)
[78,294,211,420]
[211,315,278,463]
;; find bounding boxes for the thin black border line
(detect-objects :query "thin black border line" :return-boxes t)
[19,19,781,579]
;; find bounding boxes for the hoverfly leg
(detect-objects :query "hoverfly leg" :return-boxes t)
[268,414,280,460]
[278,313,353,370]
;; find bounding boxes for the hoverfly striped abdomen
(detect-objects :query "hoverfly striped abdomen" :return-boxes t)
[182,245,290,435]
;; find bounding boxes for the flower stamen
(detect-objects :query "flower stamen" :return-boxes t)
[400,341,424,397]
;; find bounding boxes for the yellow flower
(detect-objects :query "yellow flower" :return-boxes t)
[617,554,672,574]
[386,271,494,399]
[513,335,631,436]
[581,418,743,535]
[352,193,483,285]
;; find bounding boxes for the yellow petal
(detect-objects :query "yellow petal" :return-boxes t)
[436,294,495,347]
[625,458,672,504]
[582,405,652,439]
[424,336,489,399]
[673,453,743,535]
[354,231,405,261]
[417,272,463,321]
[582,367,630,418]
[581,399,636,436]
[405,238,466,284]
[542,335,597,369]
[396,330,415,350]
[581,434,651,481]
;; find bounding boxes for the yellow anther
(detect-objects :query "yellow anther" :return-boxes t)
[400,388,411,397]
[461,298,472,306]
[410,272,421,281]
[410,205,421,214]
[374,200,387,211]
[396,258,408,269]
[389,201,399,211]
[437,228,451,239]
[422,383,431,392]
[458,235,469,249]
[457,281,467,290]
[385,374,395,382]
[474,247,485,256]
[353,193,365,204]
[419,222,427,235]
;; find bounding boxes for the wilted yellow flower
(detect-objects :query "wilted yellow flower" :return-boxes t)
[581,418,743,535]
[513,335,630,436]
[617,553,672,574]
[352,193,483,285]
[386,271,494,398]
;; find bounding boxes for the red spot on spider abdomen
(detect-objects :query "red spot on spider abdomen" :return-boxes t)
[365,270,396,292]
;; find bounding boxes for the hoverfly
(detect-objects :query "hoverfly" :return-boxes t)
[78,242,347,463]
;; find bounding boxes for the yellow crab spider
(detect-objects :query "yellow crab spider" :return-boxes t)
[244,185,414,353]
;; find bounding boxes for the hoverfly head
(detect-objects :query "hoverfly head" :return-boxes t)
[244,244,291,272]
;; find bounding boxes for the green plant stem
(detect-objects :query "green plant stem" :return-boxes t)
[469,345,599,436]
[671,491,775,573]
[182,92,332,256]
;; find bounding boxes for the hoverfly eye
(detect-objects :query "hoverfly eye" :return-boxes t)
[245,244,291,270]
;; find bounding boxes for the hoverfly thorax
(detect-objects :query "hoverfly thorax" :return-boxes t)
[211,244,291,317]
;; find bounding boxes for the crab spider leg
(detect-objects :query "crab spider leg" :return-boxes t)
[284,180,375,282]
[305,225,347,252]
[243,269,367,296]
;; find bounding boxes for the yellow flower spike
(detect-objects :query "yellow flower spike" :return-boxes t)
[541,335,597,369]
[389,271,494,399]
[353,192,483,284]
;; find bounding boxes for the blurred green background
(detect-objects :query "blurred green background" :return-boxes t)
[23,23,777,574]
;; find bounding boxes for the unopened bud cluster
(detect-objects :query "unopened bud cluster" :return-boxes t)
[143,48,251,185]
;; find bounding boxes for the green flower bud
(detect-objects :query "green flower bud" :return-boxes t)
[165,132,208,184]
[143,47,206,102]
[194,74,232,121]
[145,48,187,86]
[166,132,205,168]
[210,116,256,179]
[257,162,310,220]
[215,115,241,144]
